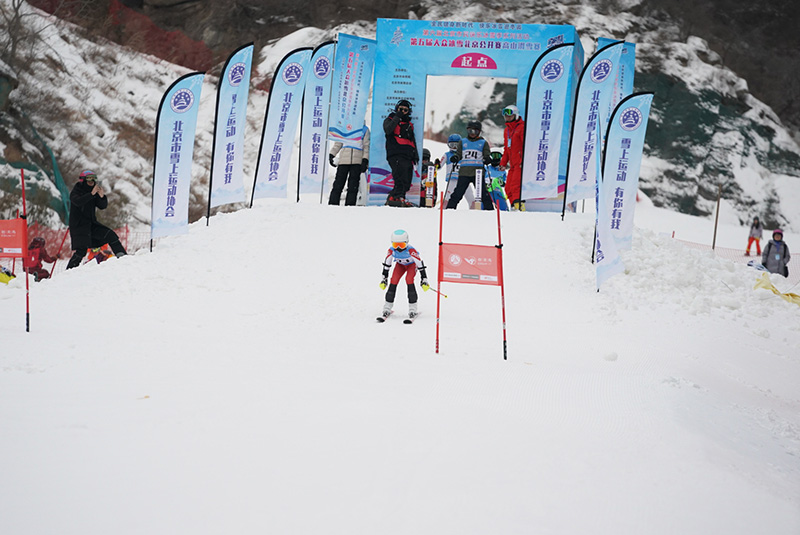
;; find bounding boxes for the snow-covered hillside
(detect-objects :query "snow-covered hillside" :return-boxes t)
[1,0,799,232]
[1,197,799,534]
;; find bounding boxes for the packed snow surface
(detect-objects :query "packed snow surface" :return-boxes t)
[1,196,799,534]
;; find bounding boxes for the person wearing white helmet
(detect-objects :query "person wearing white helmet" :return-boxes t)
[761,228,791,277]
[500,104,525,210]
[377,229,430,321]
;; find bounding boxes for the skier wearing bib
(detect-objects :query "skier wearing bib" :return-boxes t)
[441,133,473,207]
[379,229,429,319]
[486,150,509,211]
[445,120,493,210]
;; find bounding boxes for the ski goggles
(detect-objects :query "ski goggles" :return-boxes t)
[83,175,97,182]
[392,241,408,249]
[396,106,410,113]
[502,107,516,116]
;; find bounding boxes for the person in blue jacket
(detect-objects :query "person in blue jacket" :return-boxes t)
[445,120,493,210]
[486,150,509,211]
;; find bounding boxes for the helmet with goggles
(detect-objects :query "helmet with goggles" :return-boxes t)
[391,229,409,250]
[79,170,97,181]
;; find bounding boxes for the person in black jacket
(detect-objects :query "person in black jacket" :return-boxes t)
[383,99,418,207]
[66,170,127,270]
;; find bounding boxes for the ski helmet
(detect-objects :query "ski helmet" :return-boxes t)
[422,148,431,161]
[773,228,784,239]
[447,134,462,151]
[490,150,503,166]
[79,169,97,181]
[502,105,519,120]
[30,237,45,248]
[391,229,409,249]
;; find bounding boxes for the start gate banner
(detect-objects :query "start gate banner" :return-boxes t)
[0,218,27,258]
[439,243,502,286]
[369,18,584,206]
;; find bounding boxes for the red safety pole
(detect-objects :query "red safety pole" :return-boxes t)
[495,200,507,360]
[20,169,30,332]
[435,191,445,354]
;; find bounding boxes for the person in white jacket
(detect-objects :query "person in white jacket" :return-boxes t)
[328,126,370,206]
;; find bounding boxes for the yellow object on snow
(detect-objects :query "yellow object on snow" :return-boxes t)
[754,272,800,306]
[0,267,16,285]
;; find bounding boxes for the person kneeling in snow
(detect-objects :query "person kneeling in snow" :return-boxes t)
[379,229,429,319]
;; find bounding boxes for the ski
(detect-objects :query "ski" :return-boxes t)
[376,311,393,323]
[403,312,419,324]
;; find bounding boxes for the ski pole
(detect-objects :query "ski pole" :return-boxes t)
[429,286,448,298]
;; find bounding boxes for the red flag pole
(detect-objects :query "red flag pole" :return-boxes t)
[495,200,507,360]
[435,191,445,354]
[20,169,30,332]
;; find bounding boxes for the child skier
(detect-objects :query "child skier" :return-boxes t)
[486,150,509,211]
[378,229,429,321]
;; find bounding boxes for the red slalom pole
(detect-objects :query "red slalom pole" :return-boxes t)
[435,191,445,354]
[495,200,507,360]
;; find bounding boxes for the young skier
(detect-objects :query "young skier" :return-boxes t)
[378,229,429,322]
[486,150,509,211]
[446,120,493,210]
[441,134,473,207]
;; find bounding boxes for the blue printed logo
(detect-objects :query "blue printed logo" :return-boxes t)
[228,62,246,86]
[541,59,564,83]
[283,62,304,85]
[314,56,331,79]
[590,59,613,83]
[170,88,195,113]
[620,106,643,131]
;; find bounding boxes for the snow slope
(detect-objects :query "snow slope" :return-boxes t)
[1,197,799,534]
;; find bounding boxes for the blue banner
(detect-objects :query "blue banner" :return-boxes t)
[328,34,376,149]
[595,118,624,290]
[597,37,636,120]
[299,41,336,197]
[521,43,575,201]
[209,43,253,210]
[369,18,583,206]
[251,47,313,201]
[564,41,624,204]
[151,72,204,239]
[601,92,654,250]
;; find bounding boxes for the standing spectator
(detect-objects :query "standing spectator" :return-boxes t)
[441,134,474,207]
[745,216,763,256]
[328,126,370,206]
[383,99,418,207]
[66,170,127,270]
[24,237,57,281]
[762,229,791,277]
[500,104,525,210]
[446,120,492,210]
